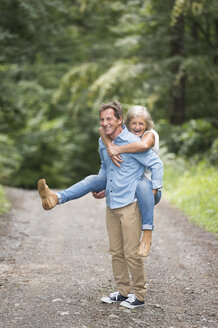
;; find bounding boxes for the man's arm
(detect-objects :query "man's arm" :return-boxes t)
[92,139,107,199]
[92,162,106,199]
[97,139,108,177]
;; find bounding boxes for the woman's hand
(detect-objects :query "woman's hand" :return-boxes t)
[106,144,123,168]
[110,154,123,168]
[107,144,121,157]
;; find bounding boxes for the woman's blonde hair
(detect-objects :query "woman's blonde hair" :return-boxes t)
[124,105,155,131]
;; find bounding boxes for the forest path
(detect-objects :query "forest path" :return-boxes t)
[0,187,217,328]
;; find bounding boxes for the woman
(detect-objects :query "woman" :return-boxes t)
[99,105,161,257]
[38,105,162,257]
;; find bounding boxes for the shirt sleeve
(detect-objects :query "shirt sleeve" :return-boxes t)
[98,139,107,178]
[133,149,163,189]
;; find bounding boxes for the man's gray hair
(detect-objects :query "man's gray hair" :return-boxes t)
[99,101,123,120]
[124,105,154,131]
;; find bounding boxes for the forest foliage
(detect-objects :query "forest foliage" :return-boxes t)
[0,0,217,188]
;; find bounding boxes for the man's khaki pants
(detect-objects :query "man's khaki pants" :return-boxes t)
[106,202,146,301]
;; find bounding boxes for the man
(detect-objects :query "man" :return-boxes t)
[38,100,163,309]
[96,101,163,309]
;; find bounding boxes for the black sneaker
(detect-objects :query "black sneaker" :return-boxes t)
[120,294,145,309]
[101,291,128,304]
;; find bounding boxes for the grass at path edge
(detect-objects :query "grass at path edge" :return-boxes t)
[0,184,10,214]
[163,160,218,236]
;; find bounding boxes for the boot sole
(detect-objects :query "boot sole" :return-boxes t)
[120,301,145,309]
[37,179,57,210]
[101,296,125,304]
[38,179,47,199]
[38,179,50,210]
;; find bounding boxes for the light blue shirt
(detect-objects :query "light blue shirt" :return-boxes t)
[98,125,163,209]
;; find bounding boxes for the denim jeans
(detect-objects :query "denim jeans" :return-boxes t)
[136,177,161,231]
[57,175,107,203]
[57,175,161,231]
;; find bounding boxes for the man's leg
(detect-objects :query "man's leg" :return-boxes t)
[106,206,130,298]
[118,202,146,302]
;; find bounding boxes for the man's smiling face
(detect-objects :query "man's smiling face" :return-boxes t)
[129,116,146,138]
[99,108,123,140]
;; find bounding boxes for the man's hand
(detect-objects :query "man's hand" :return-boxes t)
[92,190,106,199]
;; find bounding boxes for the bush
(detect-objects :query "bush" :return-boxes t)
[0,134,22,184]
[157,118,218,165]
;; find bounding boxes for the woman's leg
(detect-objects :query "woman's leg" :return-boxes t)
[136,178,154,231]
[38,175,106,210]
[135,178,162,257]
[57,175,107,203]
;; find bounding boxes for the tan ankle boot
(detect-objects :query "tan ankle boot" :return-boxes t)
[37,179,58,210]
[137,230,152,257]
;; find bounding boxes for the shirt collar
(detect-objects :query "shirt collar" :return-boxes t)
[114,125,129,142]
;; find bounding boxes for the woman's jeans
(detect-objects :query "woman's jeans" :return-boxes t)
[136,177,161,231]
[57,175,161,231]
[57,175,107,203]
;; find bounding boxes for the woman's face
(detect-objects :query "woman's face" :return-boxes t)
[129,116,147,138]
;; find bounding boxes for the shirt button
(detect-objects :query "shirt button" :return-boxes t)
[110,190,112,192]
[110,180,112,182]
[111,169,113,171]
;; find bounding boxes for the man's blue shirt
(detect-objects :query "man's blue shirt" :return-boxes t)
[98,125,163,209]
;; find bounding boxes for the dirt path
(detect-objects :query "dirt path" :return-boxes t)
[0,187,217,328]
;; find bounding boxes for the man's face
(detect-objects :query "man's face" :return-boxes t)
[100,108,123,139]
[129,116,146,138]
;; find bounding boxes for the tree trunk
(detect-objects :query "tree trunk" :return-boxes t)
[169,15,186,125]
[170,75,185,124]
[215,20,218,64]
